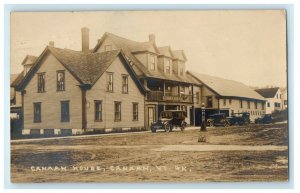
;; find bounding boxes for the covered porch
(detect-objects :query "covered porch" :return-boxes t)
[145,79,193,103]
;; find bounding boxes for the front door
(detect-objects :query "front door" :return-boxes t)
[148,107,155,127]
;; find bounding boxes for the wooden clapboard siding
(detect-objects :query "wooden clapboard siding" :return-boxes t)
[201,86,219,109]
[193,85,202,108]
[23,53,82,130]
[86,56,145,129]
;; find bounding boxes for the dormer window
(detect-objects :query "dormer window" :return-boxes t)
[24,64,32,74]
[165,60,171,74]
[150,55,155,71]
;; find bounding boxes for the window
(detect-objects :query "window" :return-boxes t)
[180,66,184,76]
[196,92,200,104]
[240,100,243,108]
[104,45,112,51]
[262,102,265,110]
[247,101,250,109]
[267,102,270,107]
[33,102,41,123]
[94,101,102,121]
[207,96,213,108]
[180,86,185,94]
[37,73,45,93]
[133,103,139,121]
[275,102,281,108]
[114,102,121,121]
[122,75,128,93]
[284,100,287,105]
[106,72,113,92]
[61,101,70,122]
[223,99,226,106]
[166,86,171,93]
[150,55,155,71]
[57,71,65,91]
[165,60,171,74]
[229,99,232,105]
[255,101,258,109]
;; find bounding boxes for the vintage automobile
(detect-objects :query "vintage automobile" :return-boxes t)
[227,112,250,126]
[150,110,187,133]
[206,113,230,127]
[255,114,274,124]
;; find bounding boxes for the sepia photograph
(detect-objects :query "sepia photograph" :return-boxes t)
[9,10,288,183]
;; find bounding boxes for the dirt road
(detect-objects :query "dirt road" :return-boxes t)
[10,123,288,182]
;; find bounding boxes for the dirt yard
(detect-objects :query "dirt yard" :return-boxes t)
[10,123,288,183]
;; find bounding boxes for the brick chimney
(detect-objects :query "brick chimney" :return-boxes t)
[49,41,55,47]
[149,34,155,42]
[81,27,89,53]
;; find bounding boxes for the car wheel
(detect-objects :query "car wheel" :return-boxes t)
[224,121,229,127]
[164,124,171,132]
[208,121,214,127]
[151,126,156,133]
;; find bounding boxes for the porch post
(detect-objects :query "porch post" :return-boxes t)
[191,85,194,103]
[163,80,166,96]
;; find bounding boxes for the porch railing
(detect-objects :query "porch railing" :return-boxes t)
[146,91,193,103]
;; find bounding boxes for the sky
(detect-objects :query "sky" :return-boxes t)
[10,10,287,87]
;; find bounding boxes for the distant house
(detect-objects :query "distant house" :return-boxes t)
[14,39,145,135]
[187,71,266,122]
[255,87,283,114]
[280,87,288,110]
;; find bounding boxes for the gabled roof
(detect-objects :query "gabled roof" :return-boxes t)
[11,71,24,87]
[255,87,280,98]
[94,32,160,54]
[22,55,38,65]
[92,32,196,84]
[16,46,145,94]
[158,46,174,58]
[172,50,187,61]
[187,71,265,101]
[48,46,121,85]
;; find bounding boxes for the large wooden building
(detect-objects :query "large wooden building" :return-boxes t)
[11,27,269,135]
[92,31,202,127]
[188,71,266,123]
[15,42,145,135]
